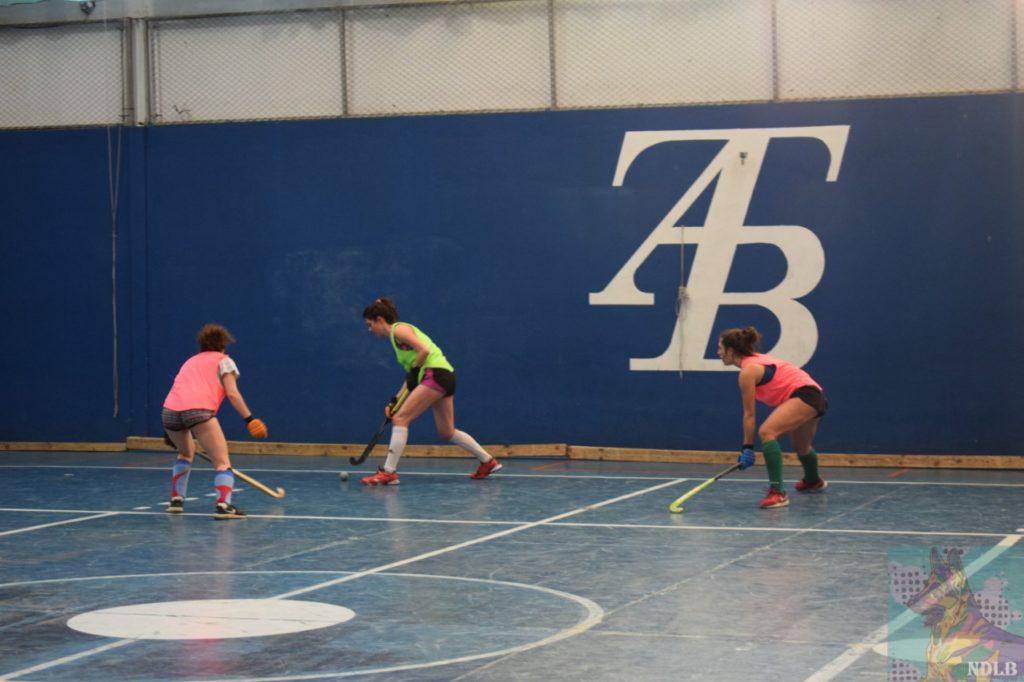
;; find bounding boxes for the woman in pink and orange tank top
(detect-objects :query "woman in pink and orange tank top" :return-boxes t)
[718,326,828,510]
[162,324,268,519]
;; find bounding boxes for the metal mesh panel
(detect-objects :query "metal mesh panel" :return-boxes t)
[777,0,1017,100]
[150,11,344,124]
[554,0,774,108]
[345,1,550,115]
[1017,0,1023,90]
[0,22,124,128]
[1,0,1021,129]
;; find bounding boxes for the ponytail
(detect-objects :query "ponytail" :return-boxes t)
[363,297,399,324]
[719,326,761,357]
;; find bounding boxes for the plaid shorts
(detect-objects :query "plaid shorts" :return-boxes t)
[162,408,215,431]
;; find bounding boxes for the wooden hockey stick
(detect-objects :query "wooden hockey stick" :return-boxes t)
[164,430,285,499]
[192,450,286,499]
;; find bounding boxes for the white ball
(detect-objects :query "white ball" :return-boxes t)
[339,471,349,481]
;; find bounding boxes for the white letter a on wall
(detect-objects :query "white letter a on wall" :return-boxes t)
[589,126,849,371]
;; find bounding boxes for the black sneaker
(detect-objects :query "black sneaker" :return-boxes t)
[166,497,184,514]
[213,502,246,520]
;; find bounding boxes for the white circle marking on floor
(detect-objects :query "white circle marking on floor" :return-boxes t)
[0,570,604,680]
[67,598,355,640]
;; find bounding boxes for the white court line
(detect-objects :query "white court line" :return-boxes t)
[0,570,367,590]
[594,629,831,646]
[803,534,1023,682]
[0,507,1015,537]
[0,478,682,681]
[0,638,134,681]
[3,463,1024,487]
[272,478,686,599]
[548,521,1012,538]
[0,512,117,537]
[218,573,606,682]
[0,507,526,525]
[0,570,605,682]
[457,487,903,680]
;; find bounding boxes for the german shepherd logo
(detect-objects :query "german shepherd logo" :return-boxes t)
[906,548,1024,680]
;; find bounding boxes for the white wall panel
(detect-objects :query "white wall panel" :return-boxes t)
[345,1,550,115]
[1017,0,1023,89]
[2,1,1020,129]
[151,12,343,123]
[554,0,774,107]
[777,0,1016,99]
[0,23,123,128]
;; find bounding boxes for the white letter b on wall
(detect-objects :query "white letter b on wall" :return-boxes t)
[590,126,848,372]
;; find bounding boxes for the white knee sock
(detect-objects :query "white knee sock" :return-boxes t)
[384,426,408,472]
[449,429,492,463]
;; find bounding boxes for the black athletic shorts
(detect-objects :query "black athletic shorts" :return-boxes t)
[420,367,456,397]
[791,386,828,418]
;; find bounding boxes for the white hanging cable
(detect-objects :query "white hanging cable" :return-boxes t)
[676,223,688,380]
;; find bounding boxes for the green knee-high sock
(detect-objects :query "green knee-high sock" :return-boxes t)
[762,440,784,491]
[798,449,820,483]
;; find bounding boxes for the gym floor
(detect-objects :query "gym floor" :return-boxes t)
[1,451,1022,681]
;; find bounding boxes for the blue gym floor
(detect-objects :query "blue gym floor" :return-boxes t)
[1,451,1022,681]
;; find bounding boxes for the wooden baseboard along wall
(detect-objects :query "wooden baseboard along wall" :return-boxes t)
[1,439,1021,469]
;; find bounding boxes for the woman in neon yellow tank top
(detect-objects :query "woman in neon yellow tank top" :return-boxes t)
[360,297,502,485]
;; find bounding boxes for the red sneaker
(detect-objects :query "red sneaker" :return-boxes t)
[361,467,399,486]
[795,477,828,493]
[759,488,789,509]
[470,458,502,479]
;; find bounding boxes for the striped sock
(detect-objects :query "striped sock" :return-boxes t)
[171,458,191,498]
[214,469,235,504]
[762,440,785,492]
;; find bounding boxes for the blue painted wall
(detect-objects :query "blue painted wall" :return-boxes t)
[1,94,1021,454]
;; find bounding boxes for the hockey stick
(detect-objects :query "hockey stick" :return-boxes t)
[164,431,285,499]
[350,386,410,466]
[668,463,740,513]
[192,450,286,499]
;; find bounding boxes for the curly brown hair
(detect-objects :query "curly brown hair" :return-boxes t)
[363,297,399,324]
[719,326,761,357]
[197,323,236,352]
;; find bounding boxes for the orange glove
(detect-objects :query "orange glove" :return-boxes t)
[384,396,400,419]
[245,416,268,439]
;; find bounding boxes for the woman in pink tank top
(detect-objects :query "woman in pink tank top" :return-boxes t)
[718,326,828,510]
[161,324,268,519]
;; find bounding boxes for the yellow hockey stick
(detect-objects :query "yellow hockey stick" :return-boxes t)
[668,463,740,513]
